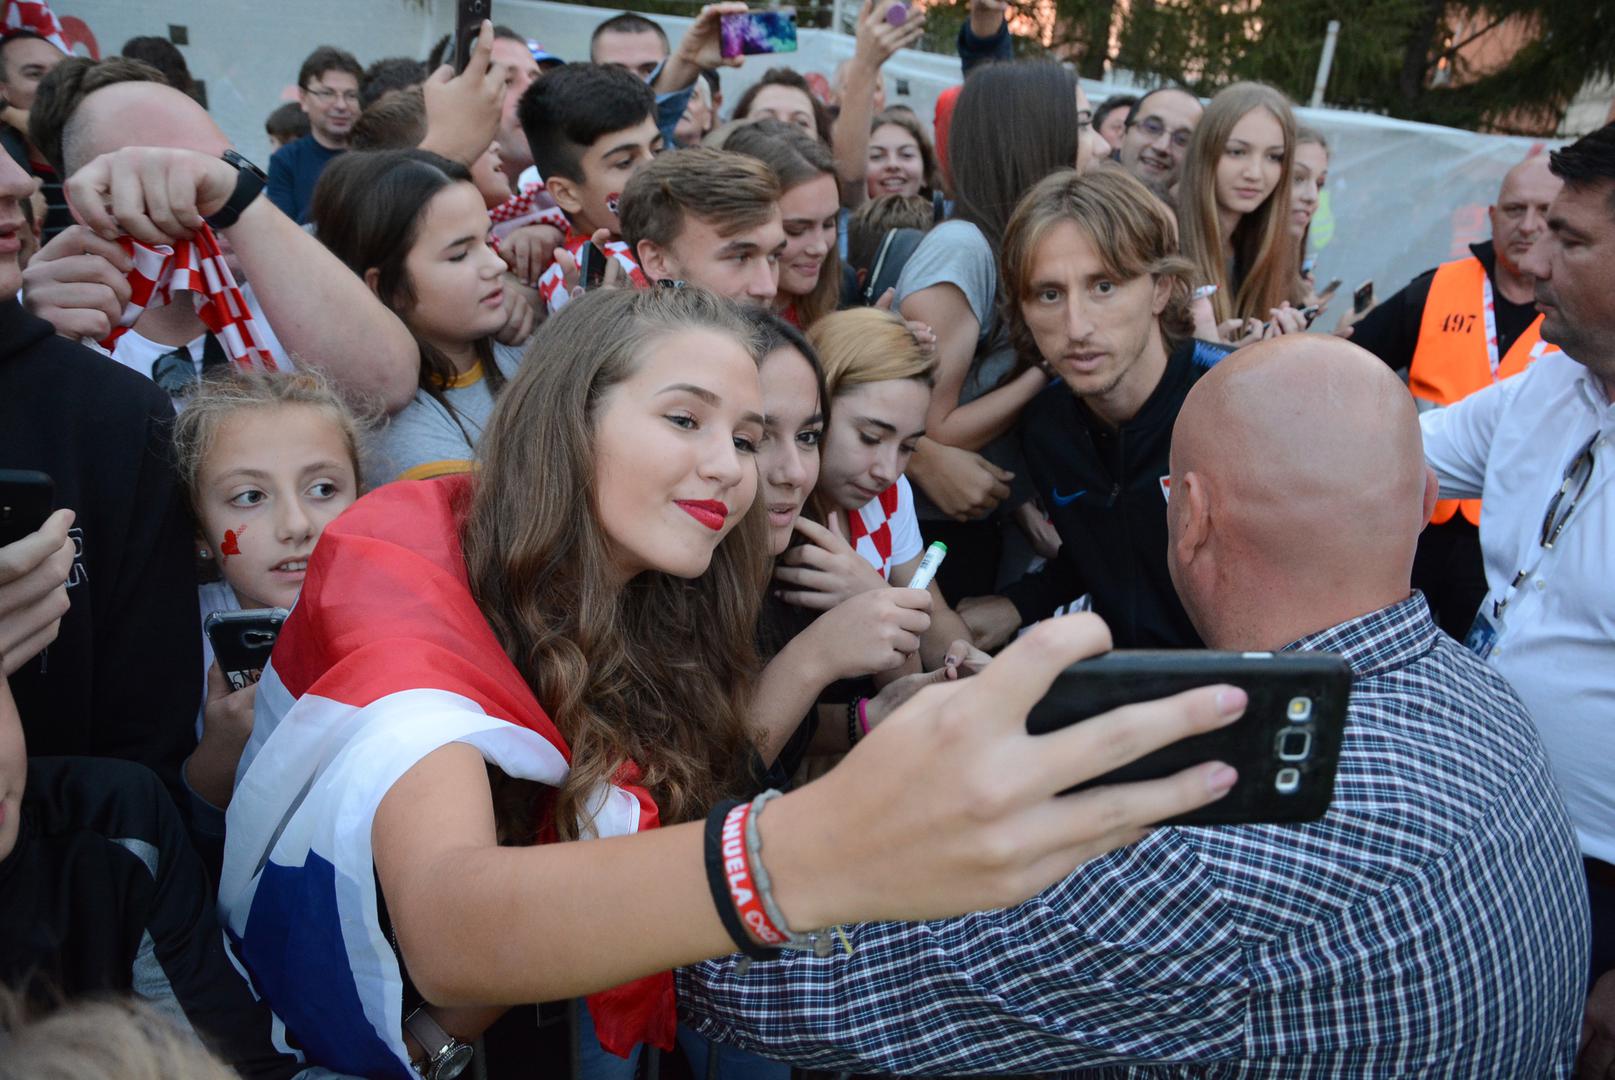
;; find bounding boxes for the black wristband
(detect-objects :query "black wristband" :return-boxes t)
[703,798,781,962]
[203,150,266,231]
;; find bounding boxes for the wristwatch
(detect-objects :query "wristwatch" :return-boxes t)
[203,149,267,231]
[403,1006,474,1080]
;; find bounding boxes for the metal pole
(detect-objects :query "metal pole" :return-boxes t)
[832,0,848,35]
[1310,19,1341,109]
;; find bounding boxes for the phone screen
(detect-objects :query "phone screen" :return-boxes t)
[1353,281,1375,316]
[720,11,798,58]
[581,242,608,289]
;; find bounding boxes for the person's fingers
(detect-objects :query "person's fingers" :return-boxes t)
[36,225,133,270]
[790,515,837,548]
[775,588,839,611]
[891,629,921,655]
[891,608,931,637]
[873,286,896,311]
[553,247,579,295]
[165,158,205,233]
[1025,681,1245,798]
[0,620,61,675]
[825,513,849,543]
[65,165,118,240]
[888,587,933,612]
[106,162,165,245]
[770,564,833,589]
[206,659,232,703]
[467,19,495,76]
[988,477,1012,501]
[985,460,1015,481]
[0,509,74,583]
[947,613,1113,727]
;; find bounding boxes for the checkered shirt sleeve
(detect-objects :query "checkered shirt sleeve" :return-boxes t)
[680,595,1589,1077]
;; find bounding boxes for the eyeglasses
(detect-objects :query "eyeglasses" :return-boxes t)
[1075,109,1093,131]
[1129,115,1193,150]
[1540,432,1598,549]
[303,85,361,106]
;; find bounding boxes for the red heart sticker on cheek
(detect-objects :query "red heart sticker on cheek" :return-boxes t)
[220,525,246,562]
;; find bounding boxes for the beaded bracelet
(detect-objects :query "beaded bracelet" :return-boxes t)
[846,698,865,747]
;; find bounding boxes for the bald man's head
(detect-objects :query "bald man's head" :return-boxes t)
[1491,154,1561,278]
[64,79,228,176]
[1166,336,1437,649]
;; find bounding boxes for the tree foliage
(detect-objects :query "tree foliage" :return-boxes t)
[981,0,1615,134]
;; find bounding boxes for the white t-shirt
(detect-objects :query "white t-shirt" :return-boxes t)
[847,475,924,580]
[91,284,291,409]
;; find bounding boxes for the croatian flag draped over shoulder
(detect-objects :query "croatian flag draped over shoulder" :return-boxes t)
[219,476,673,1078]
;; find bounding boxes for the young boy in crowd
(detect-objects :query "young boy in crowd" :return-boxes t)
[618,146,786,307]
[518,62,659,312]
[846,191,933,293]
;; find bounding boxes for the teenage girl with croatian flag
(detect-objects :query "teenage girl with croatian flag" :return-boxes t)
[219,287,1244,1080]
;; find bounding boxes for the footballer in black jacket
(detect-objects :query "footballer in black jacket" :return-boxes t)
[998,339,1232,648]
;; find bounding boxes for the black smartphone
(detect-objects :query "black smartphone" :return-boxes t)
[1026,650,1352,826]
[205,608,291,691]
[0,469,54,548]
[719,11,798,58]
[1353,280,1375,315]
[580,241,608,290]
[453,0,490,74]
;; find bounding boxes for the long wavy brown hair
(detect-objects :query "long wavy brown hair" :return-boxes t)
[463,287,772,842]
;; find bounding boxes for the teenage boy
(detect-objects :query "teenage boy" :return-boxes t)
[266,45,363,222]
[619,147,785,306]
[519,62,659,313]
[957,168,1232,650]
[0,28,69,240]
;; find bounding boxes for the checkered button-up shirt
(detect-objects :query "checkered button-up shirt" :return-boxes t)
[680,595,1589,1076]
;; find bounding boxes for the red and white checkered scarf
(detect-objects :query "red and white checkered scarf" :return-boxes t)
[98,226,279,371]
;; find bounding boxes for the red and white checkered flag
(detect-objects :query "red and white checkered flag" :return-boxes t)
[99,225,279,371]
[2,0,72,54]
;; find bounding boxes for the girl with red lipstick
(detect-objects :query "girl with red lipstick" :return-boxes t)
[310,148,523,483]
[1177,83,1306,337]
[220,289,1243,1078]
[724,120,844,329]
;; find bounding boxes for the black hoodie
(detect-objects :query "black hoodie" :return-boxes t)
[0,301,199,804]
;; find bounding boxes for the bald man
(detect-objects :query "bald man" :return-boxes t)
[17,57,417,412]
[682,335,1588,1075]
[1346,154,1563,639]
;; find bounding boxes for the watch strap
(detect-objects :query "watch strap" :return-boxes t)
[404,1006,456,1076]
[203,149,266,231]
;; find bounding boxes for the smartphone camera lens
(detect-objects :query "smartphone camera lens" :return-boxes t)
[1278,729,1312,761]
[1287,696,1312,723]
[1275,767,1301,795]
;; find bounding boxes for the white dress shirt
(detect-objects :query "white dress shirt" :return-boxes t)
[1421,350,1615,863]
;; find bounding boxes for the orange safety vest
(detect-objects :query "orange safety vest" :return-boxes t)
[1408,256,1557,526]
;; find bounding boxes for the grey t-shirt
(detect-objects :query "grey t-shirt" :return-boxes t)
[893,219,1026,521]
[370,341,524,484]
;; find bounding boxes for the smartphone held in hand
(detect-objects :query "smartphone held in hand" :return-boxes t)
[206,608,291,691]
[1027,650,1351,826]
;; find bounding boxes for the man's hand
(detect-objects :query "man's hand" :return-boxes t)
[494,287,535,347]
[656,2,750,94]
[21,225,134,341]
[907,438,1013,521]
[0,509,75,676]
[498,223,564,286]
[66,146,241,245]
[957,594,1021,652]
[420,20,504,166]
[1014,500,1062,561]
[774,515,889,610]
[1580,968,1615,1079]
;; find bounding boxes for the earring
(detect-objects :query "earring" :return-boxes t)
[198,548,213,559]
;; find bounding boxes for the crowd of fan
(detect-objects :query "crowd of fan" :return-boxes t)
[0,1,1612,1077]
